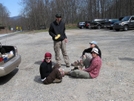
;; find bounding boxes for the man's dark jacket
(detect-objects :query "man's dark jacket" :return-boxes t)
[49,20,67,41]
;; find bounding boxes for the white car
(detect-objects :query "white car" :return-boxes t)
[77,22,85,29]
[0,43,21,77]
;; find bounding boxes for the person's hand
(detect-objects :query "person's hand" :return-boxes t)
[64,38,68,43]
[58,68,65,77]
[78,66,83,70]
[55,34,60,40]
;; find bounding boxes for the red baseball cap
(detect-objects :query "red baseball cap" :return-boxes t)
[44,52,52,58]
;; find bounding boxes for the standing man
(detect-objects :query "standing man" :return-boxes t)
[49,14,70,67]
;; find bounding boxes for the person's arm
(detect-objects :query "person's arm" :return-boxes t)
[64,25,67,38]
[63,23,68,42]
[82,48,92,56]
[49,23,56,38]
[95,45,101,58]
[99,49,102,58]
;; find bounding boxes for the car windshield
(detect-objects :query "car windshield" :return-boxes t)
[110,19,118,22]
[121,16,130,21]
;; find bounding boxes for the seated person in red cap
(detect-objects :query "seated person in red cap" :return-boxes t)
[65,48,102,79]
[39,52,63,84]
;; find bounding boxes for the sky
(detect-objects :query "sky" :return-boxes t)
[0,0,22,17]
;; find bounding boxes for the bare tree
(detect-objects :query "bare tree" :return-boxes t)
[0,3,10,27]
[17,0,134,30]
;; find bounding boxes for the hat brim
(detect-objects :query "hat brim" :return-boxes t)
[56,16,61,18]
[91,51,98,54]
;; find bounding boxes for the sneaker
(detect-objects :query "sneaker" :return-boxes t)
[77,60,84,67]
[57,63,61,67]
[71,65,83,71]
[66,63,70,67]
[53,63,60,69]
[53,79,62,83]
[71,61,79,67]
[71,67,79,71]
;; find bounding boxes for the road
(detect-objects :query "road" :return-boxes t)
[0,29,134,101]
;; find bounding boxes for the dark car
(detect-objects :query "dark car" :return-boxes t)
[90,19,106,29]
[77,22,85,29]
[113,15,134,31]
[104,19,119,29]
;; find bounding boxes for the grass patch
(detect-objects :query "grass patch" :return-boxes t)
[66,23,78,29]
[17,23,78,34]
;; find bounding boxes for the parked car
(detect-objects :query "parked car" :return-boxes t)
[77,22,85,29]
[113,15,134,31]
[0,42,21,77]
[90,19,106,29]
[104,19,119,29]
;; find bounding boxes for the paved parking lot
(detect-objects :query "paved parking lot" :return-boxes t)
[0,29,134,101]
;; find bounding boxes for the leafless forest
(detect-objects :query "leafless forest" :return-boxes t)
[0,0,134,30]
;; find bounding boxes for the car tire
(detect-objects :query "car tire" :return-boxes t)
[115,29,120,31]
[81,26,84,29]
[110,27,113,30]
[123,25,128,31]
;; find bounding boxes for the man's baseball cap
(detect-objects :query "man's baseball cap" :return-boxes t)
[89,41,97,45]
[91,48,99,54]
[55,14,61,18]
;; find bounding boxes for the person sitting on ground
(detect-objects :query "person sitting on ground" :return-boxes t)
[65,48,102,79]
[71,41,101,69]
[39,52,63,84]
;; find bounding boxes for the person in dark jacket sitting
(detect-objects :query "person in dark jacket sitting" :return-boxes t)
[39,52,62,84]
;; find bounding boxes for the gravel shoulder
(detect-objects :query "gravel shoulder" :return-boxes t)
[0,29,134,101]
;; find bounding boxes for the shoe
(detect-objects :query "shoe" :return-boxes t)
[71,67,79,71]
[57,63,61,67]
[71,65,83,71]
[53,63,60,69]
[66,63,70,67]
[71,61,79,67]
[53,79,62,83]
[77,60,84,67]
